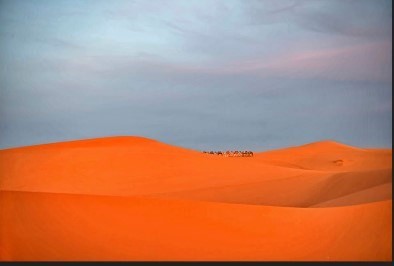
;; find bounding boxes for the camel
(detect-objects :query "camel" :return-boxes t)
[201,150,253,157]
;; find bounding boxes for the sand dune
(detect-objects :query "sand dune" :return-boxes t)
[0,136,392,261]
[255,140,392,171]
[154,168,392,207]
[1,191,391,261]
[310,182,392,207]
[0,136,311,196]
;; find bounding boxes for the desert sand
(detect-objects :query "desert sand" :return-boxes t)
[0,136,392,261]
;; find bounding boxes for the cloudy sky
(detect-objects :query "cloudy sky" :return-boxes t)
[0,0,392,151]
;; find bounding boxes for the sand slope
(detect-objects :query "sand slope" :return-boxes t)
[1,191,391,261]
[0,136,392,261]
[254,140,391,171]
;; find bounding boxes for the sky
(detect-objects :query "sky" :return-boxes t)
[0,0,392,151]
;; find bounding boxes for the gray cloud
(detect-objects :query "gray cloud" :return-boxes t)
[0,0,391,150]
[243,0,392,39]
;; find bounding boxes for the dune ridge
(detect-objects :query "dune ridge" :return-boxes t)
[0,136,392,261]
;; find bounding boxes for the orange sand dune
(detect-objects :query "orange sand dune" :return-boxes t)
[255,140,392,171]
[0,136,392,261]
[1,137,391,207]
[0,191,391,261]
[0,136,314,196]
[310,182,392,207]
[155,168,392,207]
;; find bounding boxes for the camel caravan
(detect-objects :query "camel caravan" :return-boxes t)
[202,150,254,157]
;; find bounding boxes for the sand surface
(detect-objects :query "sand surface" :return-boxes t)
[0,136,392,261]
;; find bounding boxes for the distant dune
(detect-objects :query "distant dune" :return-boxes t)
[0,136,392,261]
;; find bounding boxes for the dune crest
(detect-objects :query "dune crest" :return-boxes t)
[255,140,391,171]
[298,140,364,150]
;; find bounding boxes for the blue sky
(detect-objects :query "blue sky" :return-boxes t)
[0,0,392,151]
